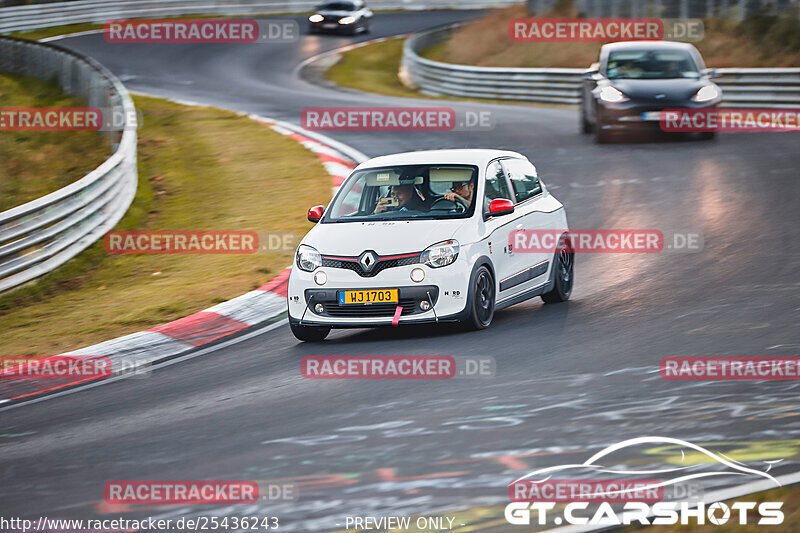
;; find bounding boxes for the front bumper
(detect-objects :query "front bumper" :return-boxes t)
[597,100,720,132]
[287,260,472,327]
[309,20,356,32]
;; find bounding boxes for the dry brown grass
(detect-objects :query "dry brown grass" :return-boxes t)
[426,4,800,68]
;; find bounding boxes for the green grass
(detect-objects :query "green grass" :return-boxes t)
[0,95,331,356]
[325,37,573,108]
[0,72,110,211]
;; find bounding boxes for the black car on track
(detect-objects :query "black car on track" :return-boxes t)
[580,41,722,143]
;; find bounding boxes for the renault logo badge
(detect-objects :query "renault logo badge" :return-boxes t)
[359,251,377,271]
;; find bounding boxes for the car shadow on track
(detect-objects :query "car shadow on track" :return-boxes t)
[295,299,576,347]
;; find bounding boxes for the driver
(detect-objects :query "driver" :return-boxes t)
[443,180,475,207]
[374,184,427,213]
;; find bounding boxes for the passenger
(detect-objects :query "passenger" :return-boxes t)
[374,184,427,213]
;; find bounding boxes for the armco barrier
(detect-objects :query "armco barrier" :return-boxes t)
[0,36,137,293]
[0,0,517,33]
[401,24,800,108]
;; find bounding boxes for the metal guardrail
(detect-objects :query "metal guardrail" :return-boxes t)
[401,24,800,108]
[0,36,137,293]
[0,0,517,33]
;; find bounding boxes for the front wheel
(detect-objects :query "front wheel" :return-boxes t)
[541,244,574,303]
[290,322,331,342]
[465,265,495,330]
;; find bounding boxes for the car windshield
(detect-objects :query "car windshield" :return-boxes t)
[606,49,700,79]
[318,2,356,10]
[323,164,478,223]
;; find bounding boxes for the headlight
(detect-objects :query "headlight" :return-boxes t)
[339,16,356,24]
[296,244,322,272]
[309,14,324,22]
[598,86,628,103]
[693,84,719,103]
[420,240,459,268]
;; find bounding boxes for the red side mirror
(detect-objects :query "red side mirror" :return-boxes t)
[488,198,514,217]
[307,205,325,223]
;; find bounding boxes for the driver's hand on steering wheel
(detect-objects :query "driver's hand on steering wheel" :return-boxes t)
[443,192,466,203]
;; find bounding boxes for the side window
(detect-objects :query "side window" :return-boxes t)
[484,161,512,212]
[503,159,542,204]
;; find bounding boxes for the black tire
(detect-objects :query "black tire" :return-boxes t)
[290,322,331,342]
[465,265,495,330]
[541,243,574,303]
[581,107,592,134]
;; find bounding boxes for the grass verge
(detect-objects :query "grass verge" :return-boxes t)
[0,72,109,211]
[325,37,573,108]
[0,95,331,356]
[425,4,800,68]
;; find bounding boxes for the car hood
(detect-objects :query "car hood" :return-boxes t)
[302,220,463,256]
[608,78,709,101]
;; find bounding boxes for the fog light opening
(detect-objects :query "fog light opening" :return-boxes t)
[420,300,431,311]
[314,303,324,314]
[410,268,425,283]
[314,270,327,285]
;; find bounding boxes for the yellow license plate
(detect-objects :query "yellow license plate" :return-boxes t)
[339,289,398,305]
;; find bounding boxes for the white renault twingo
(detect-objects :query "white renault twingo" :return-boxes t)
[287,149,572,342]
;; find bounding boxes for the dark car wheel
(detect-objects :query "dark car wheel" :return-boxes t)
[290,322,331,342]
[594,121,612,144]
[465,265,495,330]
[581,106,593,134]
[541,244,574,303]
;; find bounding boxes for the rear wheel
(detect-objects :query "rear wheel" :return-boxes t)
[541,244,574,303]
[290,322,330,342]
[465,266,495,330]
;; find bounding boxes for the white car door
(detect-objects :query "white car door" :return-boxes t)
[498,158,553,297]
[480,159,517,294]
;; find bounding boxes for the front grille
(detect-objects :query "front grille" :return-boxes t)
[324,298,418,317]
[322,253,421,278]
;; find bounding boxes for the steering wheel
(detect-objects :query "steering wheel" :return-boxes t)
[430,196,468,213]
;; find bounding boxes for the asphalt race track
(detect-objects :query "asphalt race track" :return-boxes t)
[2,11,800,531]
